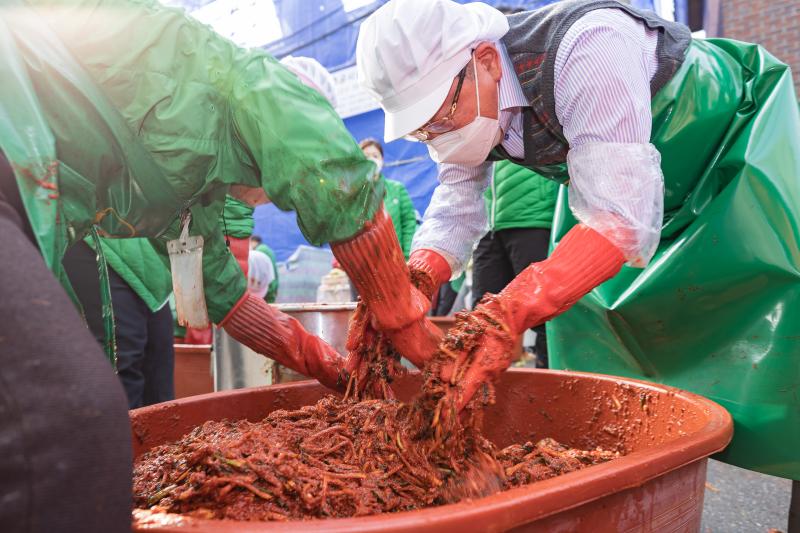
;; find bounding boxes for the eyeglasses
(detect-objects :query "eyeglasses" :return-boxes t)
[407,64,468,142]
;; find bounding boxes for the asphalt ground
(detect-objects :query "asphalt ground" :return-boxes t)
[701,459,793,533]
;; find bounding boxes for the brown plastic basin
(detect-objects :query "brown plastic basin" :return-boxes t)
[131,369,732,532]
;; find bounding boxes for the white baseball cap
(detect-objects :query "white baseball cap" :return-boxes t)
[357,0,508,142]
[280,55,339,109]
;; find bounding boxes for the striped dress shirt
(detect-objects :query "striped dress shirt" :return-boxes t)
[412,8,661,275]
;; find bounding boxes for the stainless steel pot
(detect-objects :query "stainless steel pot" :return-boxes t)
[276,303,357,355]
[213,303,356,390]
[213,304,462,390]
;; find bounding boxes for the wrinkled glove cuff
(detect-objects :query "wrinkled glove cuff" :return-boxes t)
[408,248,452,301]
[502,224,625,332]
[221,293,345,390]
[332,205,429,330]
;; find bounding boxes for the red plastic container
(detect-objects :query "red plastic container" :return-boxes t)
[173,344,213,399]
[131,369,732,532]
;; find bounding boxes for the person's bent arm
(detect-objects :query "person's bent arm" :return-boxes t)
[333,161,489,369]
[230,51,447,370]
[407,161,492,301]
[555,14,664,266]
[448,14,663,410]
[412,162,492,276]
[150,201,348,391]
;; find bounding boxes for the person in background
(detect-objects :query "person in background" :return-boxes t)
[64,237,175,409]
[472,160,559,368]
[250,234,279,303]
[247,249,276,301]
[358,0,800,483]
[359,138,417,259]
[280,55,339,111]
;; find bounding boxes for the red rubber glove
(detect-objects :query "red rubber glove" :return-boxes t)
[444,224,626,411]
[227,236,250,277]
[220,293,346,390]
[332,206,442,368]
[407,248,452,301]
[181,326,213,345]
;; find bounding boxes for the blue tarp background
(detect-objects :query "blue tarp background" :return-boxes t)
[239,0,660,260]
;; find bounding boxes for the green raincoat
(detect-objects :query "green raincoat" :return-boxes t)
[0,0,381,337]
[548,40,800,479]
[93,195,255,342]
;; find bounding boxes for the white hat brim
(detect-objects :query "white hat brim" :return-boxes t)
[383,75,454,143]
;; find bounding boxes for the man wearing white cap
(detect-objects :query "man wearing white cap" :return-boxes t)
[358,0,800,479]
[358,0,690,398]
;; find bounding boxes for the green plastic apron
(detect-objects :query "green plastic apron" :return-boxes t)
[548,39,800,479]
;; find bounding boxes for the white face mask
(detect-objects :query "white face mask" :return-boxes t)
[366,155,383,174]
[426,60,502,166]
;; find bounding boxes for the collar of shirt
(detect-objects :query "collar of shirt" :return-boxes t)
[497,42,528,112]
[495,42,527,156]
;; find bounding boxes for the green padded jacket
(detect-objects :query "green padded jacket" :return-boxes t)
[383,178,417,259]
[485,160,559,231]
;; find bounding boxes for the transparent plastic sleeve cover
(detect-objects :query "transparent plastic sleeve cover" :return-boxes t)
[566,142,664,267]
